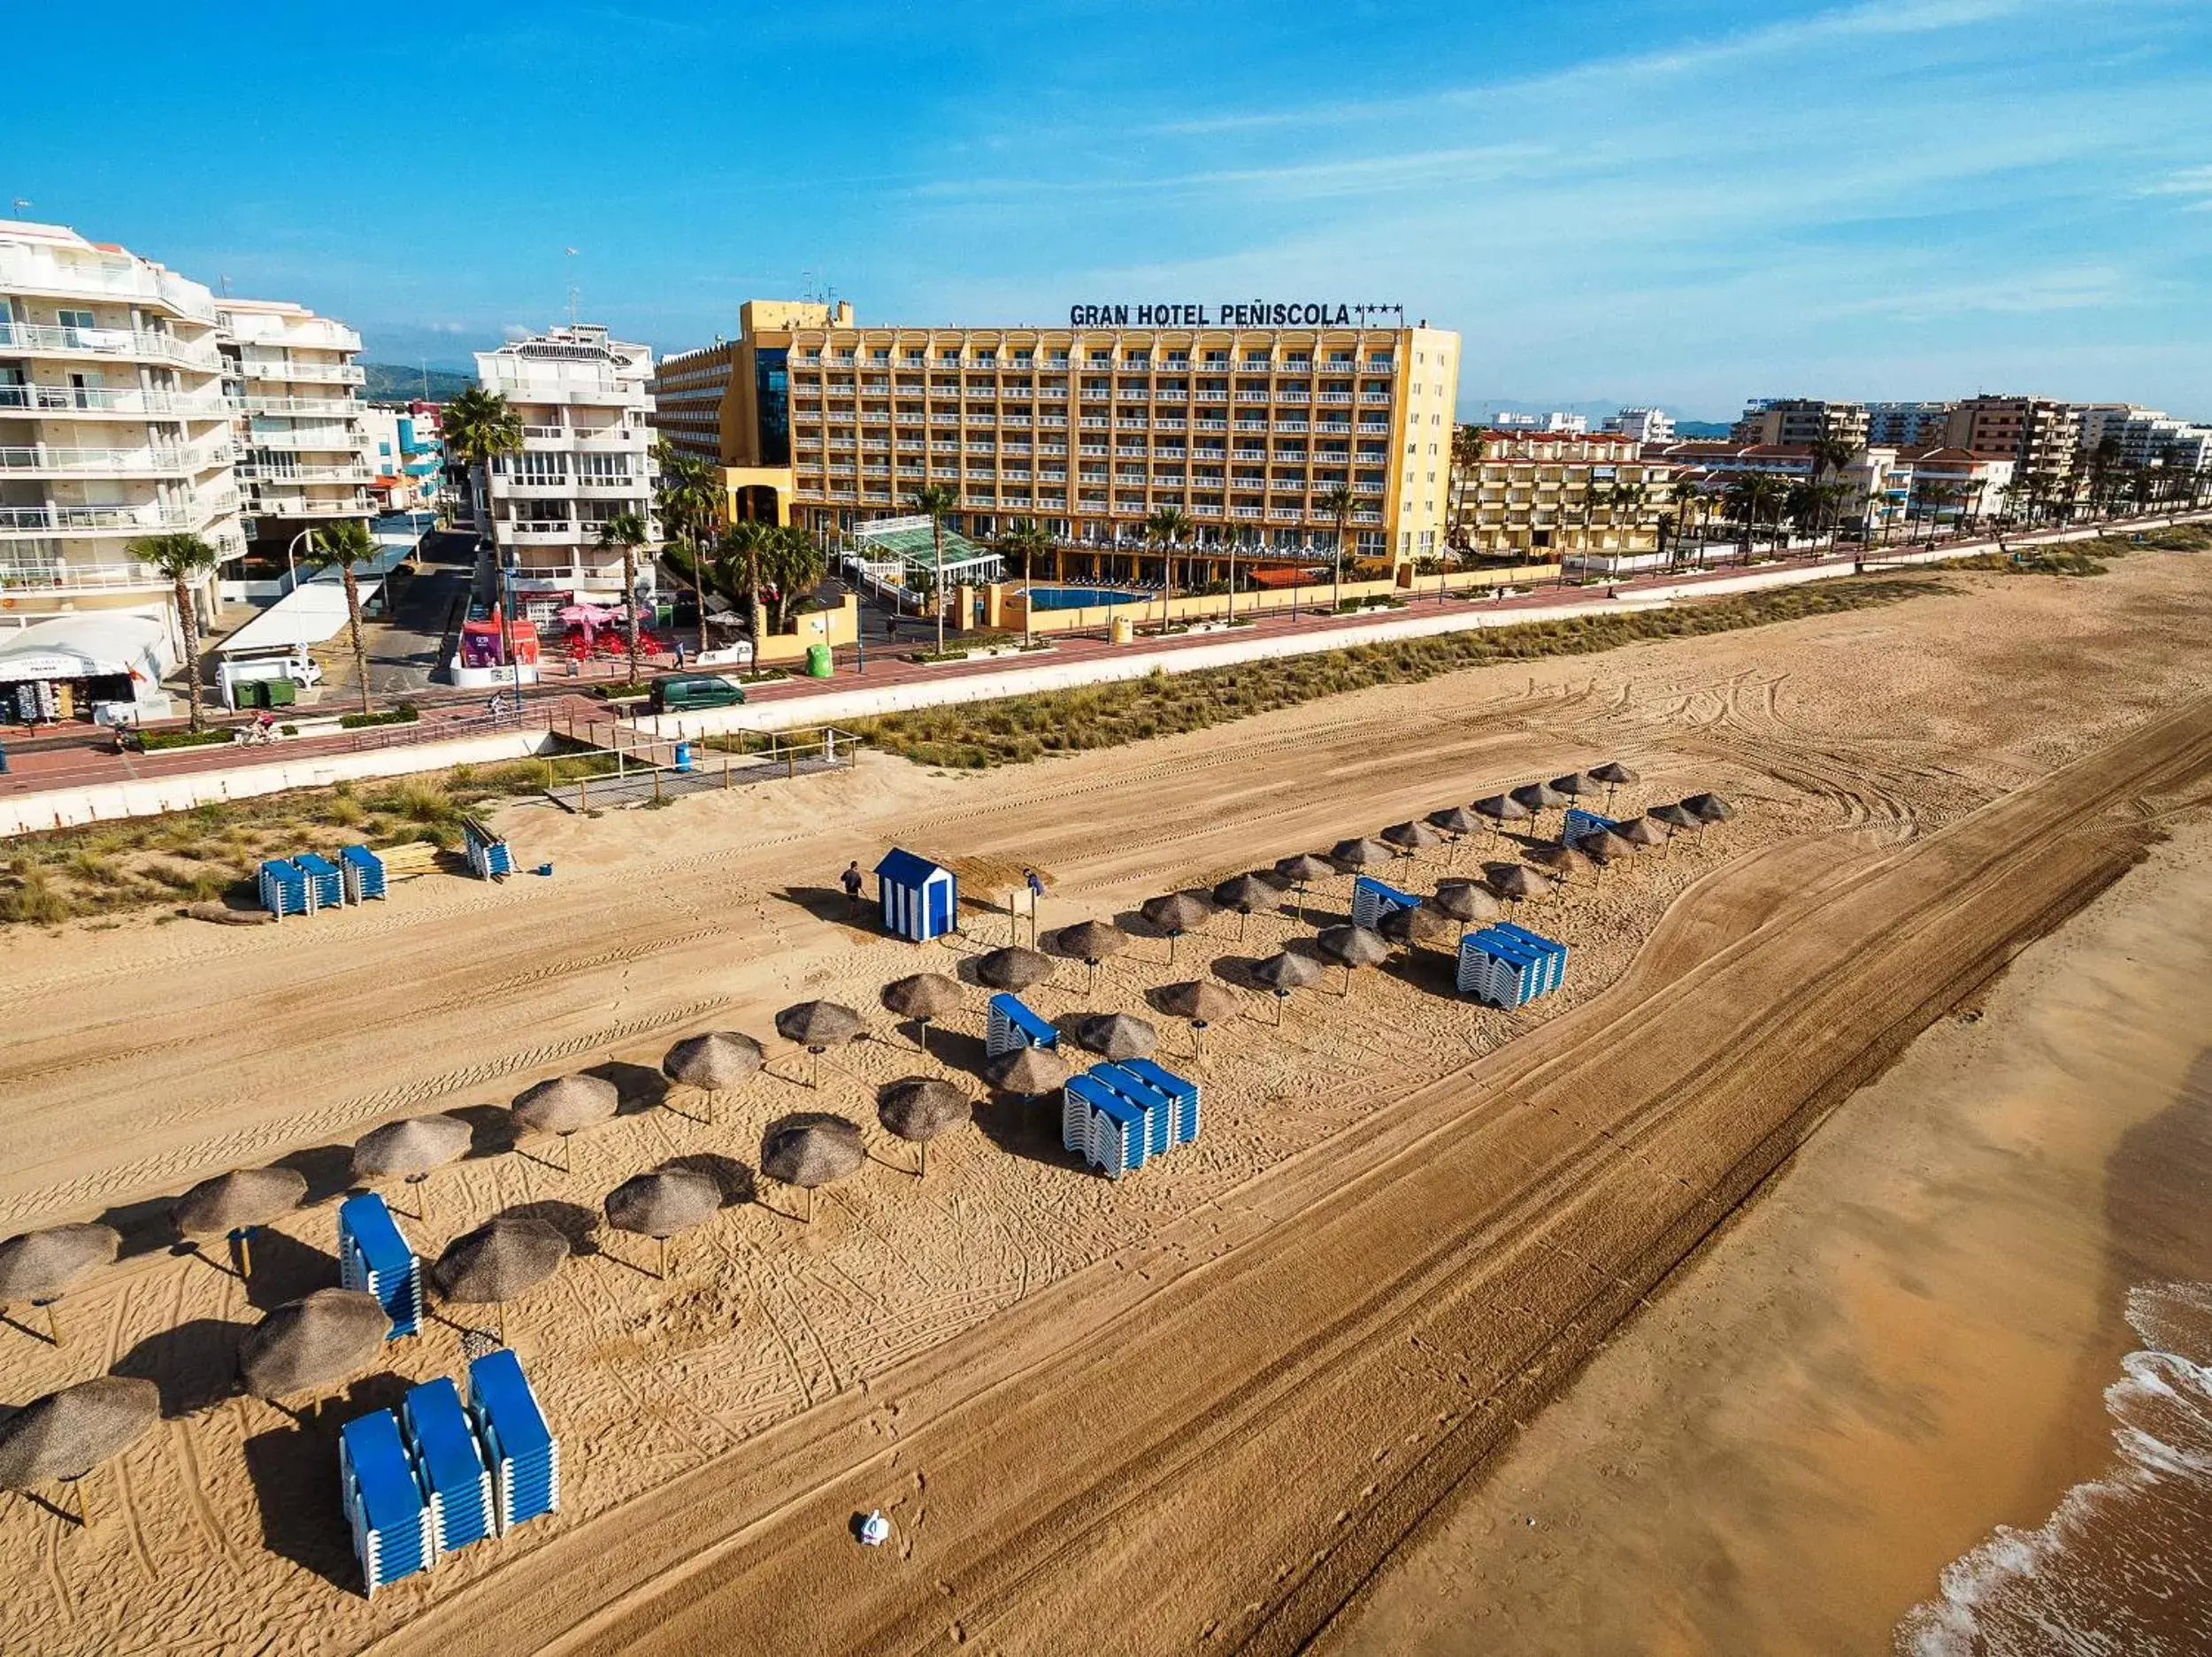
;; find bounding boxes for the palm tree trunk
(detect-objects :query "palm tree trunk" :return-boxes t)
[624,547,640,682]
[342,564,371,715]
[175,576,203,732]
[748,542,764,661]
[932,518,946,656]
[691,535,709,656]
[1225,535,1236,626]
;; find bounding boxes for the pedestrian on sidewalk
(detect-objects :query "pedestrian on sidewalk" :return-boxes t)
[841,860,865,917]
[0,736,9,775]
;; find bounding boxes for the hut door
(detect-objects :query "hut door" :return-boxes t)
[928,878,952,937]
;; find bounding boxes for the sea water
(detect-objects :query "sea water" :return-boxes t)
[1897,1281,2212,1654]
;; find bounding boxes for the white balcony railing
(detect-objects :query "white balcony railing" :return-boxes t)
[232,357,367,385]
[0,501,197,537]
[242,494,373,518]
[242,429,370,453]
[0,245,218,321]
[0,383,228,419]
[0,441,234,475]
[0,556,182,594]
[239,463,374,484]
[233,395,361,418]
[0,319,219,368]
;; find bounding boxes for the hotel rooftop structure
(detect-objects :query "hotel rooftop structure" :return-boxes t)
[652,299,1461,580]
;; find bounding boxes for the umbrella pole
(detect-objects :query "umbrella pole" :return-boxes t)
[806,1185,815,1224]
[917,1140,926,1179]
[44,1299,64,1348]
[238,1229,254,1281]
[658,1236,668,1281]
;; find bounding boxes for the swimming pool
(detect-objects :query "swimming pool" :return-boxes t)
[1022,587,1149,610]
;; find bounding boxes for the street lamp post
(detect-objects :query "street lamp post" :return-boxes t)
[285,525,313,594]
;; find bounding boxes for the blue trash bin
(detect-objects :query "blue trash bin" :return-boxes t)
[673,741,694,773]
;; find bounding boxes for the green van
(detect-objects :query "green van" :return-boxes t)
[649,673,747,714]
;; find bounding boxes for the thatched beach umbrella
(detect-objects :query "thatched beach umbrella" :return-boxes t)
[1077,1011,1157,1062]
[1329,836,1392,871]
[0,1224,119,1348]
[1583,827,1637,870]
[171,1167,308,1277]
[604,1166,721,1279]
[511,1074,619,1172]
[1427,805,1482,863]
[1430,880,1502,932]
[1683,792,1734,825]
[986,1044,1071,1099]
[240,1288,391,1405]
[880,974,963,1055]
[1210,873,1279,941]
[1379,901,1453,954]
[1473,793,1533,840]
[759,1115,865,1223]
[353,1114,472,1224]
[1055,918,1129,994]
[1549,771,1601,801]
[1155,979,1242,1057]
[876,1078,972,1177]
[661,1031,765,1124]
[1617,816,1667,851]
[1528,842,1595,884]
[1141,891,1216,962]
[1379,820,1443,862]
[1510,780,1569,831]
[1249,950,1322,1022]
[1491,864,1554,903]
[976,944,1055,992]
[1316,922,1391,994]
[1647,801,1699,839]
[1590,759,1640,809]
[1274,853,1336,923]
[0,1376,158,1524]
[434,1218,569,1342]
[775,1000,864,1088]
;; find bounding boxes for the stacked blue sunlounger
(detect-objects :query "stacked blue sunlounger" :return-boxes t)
[986,992,1057,1057]
[1456,921,1569,1008]
[1061,1059,1202,1178]
[340,844,387,902]
[464,1347,559,1533]
[402,1377,495,1556]
[337,1192,421,1340]
[1350,874,1418,929]
[338,1409,434,1597]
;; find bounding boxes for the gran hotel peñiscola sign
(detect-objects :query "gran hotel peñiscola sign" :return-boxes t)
[1066,300,1406,328]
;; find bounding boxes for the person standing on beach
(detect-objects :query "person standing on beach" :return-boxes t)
[841,860,865,917]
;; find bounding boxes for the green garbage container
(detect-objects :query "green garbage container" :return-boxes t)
[805,642,833,678]
[265,678,297,707]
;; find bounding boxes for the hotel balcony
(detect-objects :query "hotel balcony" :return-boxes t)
[234,394,361,418]
[233,357,367,386]
[0,500,200,538]
[0,441,232,478]
[246,493,375,518]
[0,319,219,370]
[0,554,189,596]
[238,462,373,485]
[0,383,227,421]
[243,430,371,453]
[0,247,218,322]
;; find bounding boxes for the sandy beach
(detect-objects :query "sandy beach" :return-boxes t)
[1,549,2208,1653]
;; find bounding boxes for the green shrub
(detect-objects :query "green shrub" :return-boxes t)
[0,865,71,924]
[142,727,232,751]
[340,702,421,729]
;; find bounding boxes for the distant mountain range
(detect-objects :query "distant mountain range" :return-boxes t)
[361,363,475,403]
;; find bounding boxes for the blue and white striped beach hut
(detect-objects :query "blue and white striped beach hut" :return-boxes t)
[401,1377,495,1556]
[257,857,311,919]
[338,1192,422,1339]
[1456,922,1569,1007]
[294,851,343,911]
[986,992,1057,1057]
[1351,874,1419,930]
[464,1347,559,1534]
[340,845,387,903]
[338,1409,434,1598]
[874,848,957,942]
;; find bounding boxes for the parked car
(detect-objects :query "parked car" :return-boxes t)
[649,672,747,714]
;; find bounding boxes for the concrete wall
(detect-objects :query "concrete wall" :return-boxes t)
[754,594,858,664]
[995,561,1559,634]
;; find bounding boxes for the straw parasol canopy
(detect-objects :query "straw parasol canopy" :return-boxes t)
[1617,816,1668,849]
[1249,949,1323,993]
[1055,918,1128,993]
[880,976,962,1055]
[434,1217,570,1316]
[1330,836,1393,870]
[976,945,1055,990]
[239,1288,391,1402]
[776,1001,864,1087]
[1429,881,1502,926]
[1210,873,1279,940]
[1683,792,1734,823]
[1582,828,1638,865]
[353,1114,471,1182]
[1549,771,1601,798]
[511,1074,619,1170]
[0,1224,119,1310]
[1647,802,1699,832]
[1428,805,1482,836]
[759,1115,865,1220]
[1491,864,1555,902]
[1473,793,1533,831]
[1316,923,1391,969]
[1156,979,1242,1025]
[1511,780,1569,815]
[1274,853,1337,923]
[604,1166,721,1277]
[661,1031,766,1123]
[1379,902,1453,950]
[1380,820,1443,855]
[171,1167,307,1241]
[986,1045,1071,1097]
[1590,759,1640,786]
[0,1376,159,1516]
[876,1078,972,1176]
[1527,842,1595,881]
[1076,1011,1158,1062]
[1141,890,1215,938]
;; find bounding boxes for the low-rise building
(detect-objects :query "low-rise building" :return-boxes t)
[1601,406,1674,443]
[1493,410,1587,435]
[472,323,657,617]
[1731,398,1869,449]
[363,402,444,516]
[1448,428,1675,556]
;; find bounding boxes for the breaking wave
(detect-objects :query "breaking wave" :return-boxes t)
[1896,1281,2212,1654]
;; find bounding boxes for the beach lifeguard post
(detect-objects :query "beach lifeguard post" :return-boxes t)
[337,1192,422,1339]
[337,1408,434,1598]
[1456,922,1569,1008]
[1350,873,1418,930]
[875,848,956,942]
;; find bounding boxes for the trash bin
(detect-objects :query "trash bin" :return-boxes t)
[805,642,833,678]
[265,678,296,707]
[1110,616,1135,647]
[673,740,694,773]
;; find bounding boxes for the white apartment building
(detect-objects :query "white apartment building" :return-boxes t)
[472,324,657,616]
[0,221,243,664]
[218,298,373,564]
[1494,410,1588,435]
[1601,406,1674,443]
[1865,401,1954,448]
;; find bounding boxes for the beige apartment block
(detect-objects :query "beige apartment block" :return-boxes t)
[1449,429,1675,556]
[1944,395,2078,484]
[1729,397,1870,449]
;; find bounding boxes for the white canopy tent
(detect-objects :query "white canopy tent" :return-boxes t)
[0,613,172,687]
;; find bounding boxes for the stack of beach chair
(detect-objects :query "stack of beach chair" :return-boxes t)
[340,845,387,902]
[1351,874,1419,929]
[1061,1058,1202,1179]
[337,1193,422,1341]
[257,858,311,919]
[986,993,1058,1057]
[338,1411,435,1598]
[464,1347,560,1533]
[402,1377,496,1556]
[1456,922,1570,1009]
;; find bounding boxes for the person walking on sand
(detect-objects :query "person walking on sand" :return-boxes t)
[841,860,865,918]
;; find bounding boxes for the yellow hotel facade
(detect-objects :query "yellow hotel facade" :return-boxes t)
[650,298,1461,579]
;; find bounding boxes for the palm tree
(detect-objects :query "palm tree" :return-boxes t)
[440,387,525,668]
[1142,504,1191,624]
[716,518,773,660]
[1320,482,1356,612]
[910,483,959,656]
[1809,434,1859,549]
[300,519,378,715]
[1726,472,1786,563]
[1607,477,1649,562]
[995,520,1052,648]
[1665,477,1702,570]
[133,532,219,732]
[758,524,826,634]
[654,441,720,656]
[595,510,649,683]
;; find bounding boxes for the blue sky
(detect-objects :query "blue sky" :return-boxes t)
[8,0,2210,419]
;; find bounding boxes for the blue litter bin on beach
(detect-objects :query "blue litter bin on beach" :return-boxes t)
[673,741,694,773]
